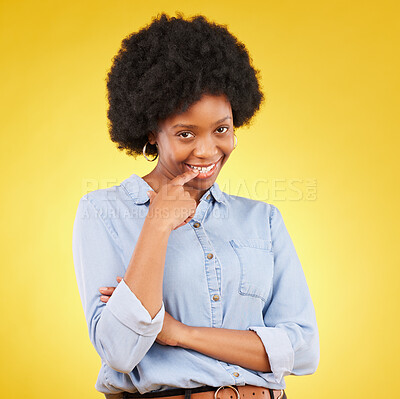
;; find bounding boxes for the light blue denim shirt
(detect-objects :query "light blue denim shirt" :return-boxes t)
[72,173,319,395]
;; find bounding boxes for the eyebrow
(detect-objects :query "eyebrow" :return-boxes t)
[171,116,232,129]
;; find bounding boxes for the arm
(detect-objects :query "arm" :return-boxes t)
[123,213,170,319]
[99,294,271,372]
[179,326,272,373]
[72,195,167,373]
[246,204,320,384]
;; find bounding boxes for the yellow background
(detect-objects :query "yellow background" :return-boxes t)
[1,1,399,398]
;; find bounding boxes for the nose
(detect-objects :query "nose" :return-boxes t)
[192,135,220,159]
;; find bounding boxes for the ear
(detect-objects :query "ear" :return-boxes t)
[147,131,157,145]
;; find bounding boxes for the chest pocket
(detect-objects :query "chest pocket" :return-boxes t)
[229,238,274,302]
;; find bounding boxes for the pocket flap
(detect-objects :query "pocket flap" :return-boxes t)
[229,238,272,252]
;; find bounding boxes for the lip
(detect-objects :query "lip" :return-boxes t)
[184,159,222,167]
[184,157,222,179]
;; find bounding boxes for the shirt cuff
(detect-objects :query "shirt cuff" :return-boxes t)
[106,278,165,336]
[248,326,294,384]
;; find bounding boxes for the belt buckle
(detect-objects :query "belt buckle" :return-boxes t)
[214,386,240,399]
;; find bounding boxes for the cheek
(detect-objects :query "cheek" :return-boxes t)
[222,137,235,154]
[162,142,189,162]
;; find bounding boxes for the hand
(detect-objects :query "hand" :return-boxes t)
[99,276,122,302]
[146,168,200,231]
[155,311,188,347]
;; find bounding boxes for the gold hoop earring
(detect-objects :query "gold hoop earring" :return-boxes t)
[233,134,238,149]
[143,141,158,162]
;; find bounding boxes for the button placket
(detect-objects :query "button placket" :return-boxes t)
[190,208,222,328]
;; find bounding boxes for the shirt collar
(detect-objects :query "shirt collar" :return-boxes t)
[120,173,227,206]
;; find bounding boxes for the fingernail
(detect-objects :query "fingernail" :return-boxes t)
[99,287,107,291]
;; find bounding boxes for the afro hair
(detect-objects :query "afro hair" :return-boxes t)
[106,12,265,158]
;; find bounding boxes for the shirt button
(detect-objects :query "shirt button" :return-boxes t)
[193,222,201,228]
[212,294,220,301]
[206,194,211,200]
[207,253,214,259]
[233,372,240,377]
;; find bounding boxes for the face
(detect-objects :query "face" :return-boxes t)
[148,93,235,197]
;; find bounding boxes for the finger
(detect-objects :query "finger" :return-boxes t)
[116,276,123,283]
[100,295,110,303]
[173,215,194,230]
[147,190,156,199]
[146,190,156,204]
[99,287,115,295]
[173,221,186,230]
[170,168,199,186]
[185,214,194,223]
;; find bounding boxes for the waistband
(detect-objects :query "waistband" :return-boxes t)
[104,384,286,399]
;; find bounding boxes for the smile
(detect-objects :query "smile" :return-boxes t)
[184,159,221,179]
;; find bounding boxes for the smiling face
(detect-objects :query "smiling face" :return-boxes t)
[145,93,235,202]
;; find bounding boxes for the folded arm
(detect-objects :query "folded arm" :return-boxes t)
[72,195,165,374]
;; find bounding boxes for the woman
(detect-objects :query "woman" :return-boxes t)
[72,12,319,399]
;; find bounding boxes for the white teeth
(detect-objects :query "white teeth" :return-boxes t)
[187,163,215,172]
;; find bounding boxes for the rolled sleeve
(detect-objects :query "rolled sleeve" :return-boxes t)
[248,326,294,384]
[107,278,165,336]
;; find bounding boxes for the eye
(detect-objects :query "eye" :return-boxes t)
[178,131,194,139]
[177,126,229,139]
[216,126,229,134]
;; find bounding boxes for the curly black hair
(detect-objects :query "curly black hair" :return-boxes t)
[106,12,265,158]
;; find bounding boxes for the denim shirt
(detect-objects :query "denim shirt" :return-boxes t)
[72,173,319,395]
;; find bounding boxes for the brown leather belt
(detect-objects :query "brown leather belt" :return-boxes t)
[104,385,286,399]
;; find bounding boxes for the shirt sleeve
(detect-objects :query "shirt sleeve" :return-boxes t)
[72,194,165,374]
[247,204,320,385]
